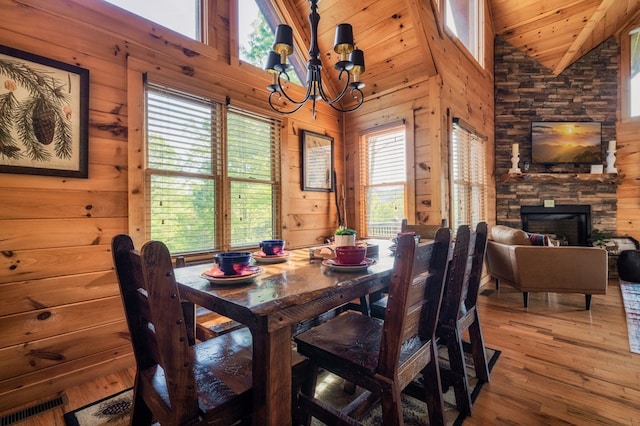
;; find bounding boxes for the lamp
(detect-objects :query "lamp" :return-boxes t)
[264,0,365,119]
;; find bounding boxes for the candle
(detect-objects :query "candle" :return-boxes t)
[512,143,519,155]
[608,140,616,151]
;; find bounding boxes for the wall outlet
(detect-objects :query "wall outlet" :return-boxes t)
[544,199,555,208]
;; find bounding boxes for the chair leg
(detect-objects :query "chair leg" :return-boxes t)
[445,330,472,416]
[422,344,445,426]
[585,294,592,310]
[130,383,153,425]
[523,291,529,307]
[467,314,490,382]
[298,362,320,426]
[379,380,403,426]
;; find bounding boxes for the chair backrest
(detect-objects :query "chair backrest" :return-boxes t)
[463,222,488,312]
[111,234,200,424]
[439,225,473,326]
[378,227,452,378]
[401,218,444,240]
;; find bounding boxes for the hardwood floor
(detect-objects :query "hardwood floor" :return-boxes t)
[2,279,638,425]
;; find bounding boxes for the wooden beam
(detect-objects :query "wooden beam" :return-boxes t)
[553,0,618,75]
[405,0,439,77]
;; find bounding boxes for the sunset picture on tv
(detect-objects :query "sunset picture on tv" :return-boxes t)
[531,121,602,164]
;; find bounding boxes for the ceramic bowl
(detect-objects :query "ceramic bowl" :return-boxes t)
[214,251,252,275]
[334,245,367,265]
[259,239,286,255]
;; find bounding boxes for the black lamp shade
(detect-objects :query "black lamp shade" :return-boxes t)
[264,51,280,72]
[273,24,293,56]
[334,24,354,54]
[349,49,365,72]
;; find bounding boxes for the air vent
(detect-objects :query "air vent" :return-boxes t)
[0,394,66,425]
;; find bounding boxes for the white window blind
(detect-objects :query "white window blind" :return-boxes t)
[227,108,281,247]
[145,84,280,255]
[360,127,406,237]
[450,120,487,229]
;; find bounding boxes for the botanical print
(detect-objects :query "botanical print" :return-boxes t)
[0,46,87,177]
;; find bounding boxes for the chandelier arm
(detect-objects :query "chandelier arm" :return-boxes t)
[318,68,353,106]
[275,72,313,105]
[327,87,364,112]
[268,91,307,115]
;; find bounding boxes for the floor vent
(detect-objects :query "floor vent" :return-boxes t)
[0,394,66,425]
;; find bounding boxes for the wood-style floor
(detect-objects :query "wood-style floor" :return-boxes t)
[2,279,639,425]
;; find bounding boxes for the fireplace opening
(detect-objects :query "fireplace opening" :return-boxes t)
[520,205,591,246]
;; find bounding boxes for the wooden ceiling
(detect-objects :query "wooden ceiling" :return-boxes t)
[273,0,640,101]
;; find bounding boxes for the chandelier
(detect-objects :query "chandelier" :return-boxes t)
[264,0,365,119]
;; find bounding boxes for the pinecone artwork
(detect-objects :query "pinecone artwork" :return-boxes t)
[0,55,73,161]
[32,97,56,145]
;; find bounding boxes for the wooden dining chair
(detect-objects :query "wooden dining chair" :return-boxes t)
[293,229,452,426]
[435,222,490,416]
[368,219,447,319]
[111,234,307,425]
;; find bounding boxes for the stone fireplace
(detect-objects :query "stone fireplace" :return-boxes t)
[521,205,591,246]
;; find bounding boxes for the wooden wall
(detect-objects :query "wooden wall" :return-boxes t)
[0,0,340,410]
[616,15,640,242]
[344,0,496,232]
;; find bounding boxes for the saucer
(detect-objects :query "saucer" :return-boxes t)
[252,250,293,264]
[201,265,263,284]
[322,258,376,272]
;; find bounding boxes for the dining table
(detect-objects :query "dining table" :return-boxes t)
[174,239,399,426]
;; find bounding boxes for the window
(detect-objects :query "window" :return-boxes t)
[238,0,303,85]
[630,28,640,117]
[444,0,483,65]
[450,119,487,229]
[146,84,280,254]
[359,127,407,237]
[103,0,201,40]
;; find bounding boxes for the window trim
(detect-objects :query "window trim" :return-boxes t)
[441,0,485,69]
[356,120,415,238]
[621,20,640,122]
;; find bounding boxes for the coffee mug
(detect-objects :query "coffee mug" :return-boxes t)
[260,239,286,256]
[215,252,252,275]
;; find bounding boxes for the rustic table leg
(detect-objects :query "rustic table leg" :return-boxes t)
[251,325,292,426]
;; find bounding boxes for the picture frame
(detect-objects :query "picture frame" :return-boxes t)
[530,121,602,165]
[0,45,89,178]
[300,130,334,192]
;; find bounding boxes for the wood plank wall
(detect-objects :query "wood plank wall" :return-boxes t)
[0,0,636,414]
[616,15,640,242]
[344,0,496,231]
[0,0,340,410]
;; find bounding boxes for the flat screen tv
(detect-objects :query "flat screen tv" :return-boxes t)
[531,121,602,164]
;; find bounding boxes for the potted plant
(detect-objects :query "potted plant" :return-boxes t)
[589,229,615,250]
[334,226,357,247]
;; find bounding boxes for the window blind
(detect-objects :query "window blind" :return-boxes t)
[227,108,281,247]
[450,120,487,229]
[360,128,406,237]
[145,84,281,254]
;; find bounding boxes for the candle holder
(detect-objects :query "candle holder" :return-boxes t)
[606,147,618,174]
[508,151,521,174]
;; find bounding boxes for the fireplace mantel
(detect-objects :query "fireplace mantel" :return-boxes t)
[500,173,621,184]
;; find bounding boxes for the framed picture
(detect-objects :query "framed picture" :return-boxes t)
[301,130,334,192]
[531,121,602,165]
[0,45,89,178]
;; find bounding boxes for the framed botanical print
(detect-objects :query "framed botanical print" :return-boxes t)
[0,45,89,178]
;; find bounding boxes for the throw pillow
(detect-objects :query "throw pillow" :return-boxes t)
[526,232,549,246]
